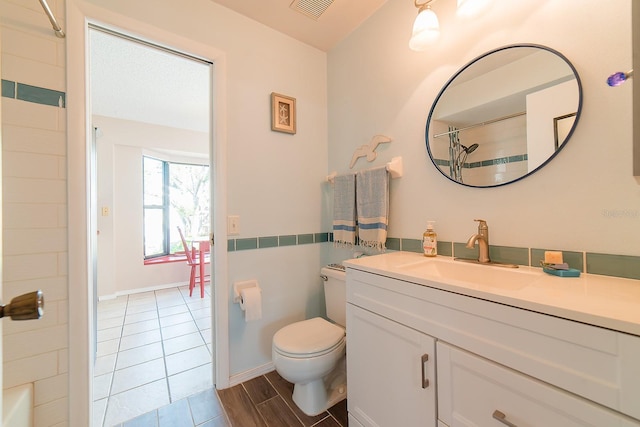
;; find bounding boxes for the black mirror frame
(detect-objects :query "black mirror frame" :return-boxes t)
[425,44,583,188]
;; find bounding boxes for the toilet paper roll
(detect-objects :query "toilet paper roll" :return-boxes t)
[239,286,262,321]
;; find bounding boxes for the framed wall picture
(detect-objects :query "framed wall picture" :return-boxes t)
[271,92,296,134]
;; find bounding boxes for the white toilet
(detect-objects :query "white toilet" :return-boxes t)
[272,265,347,416]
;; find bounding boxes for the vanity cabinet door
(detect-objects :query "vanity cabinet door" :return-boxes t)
[347,304,436,427]
[437,342,640,427]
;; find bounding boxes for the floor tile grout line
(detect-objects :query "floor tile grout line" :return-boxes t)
[101,294,129,427]
[262,374,308,427]
[96,286,217,426]
[155,288,174,404]
[214,388,234,427]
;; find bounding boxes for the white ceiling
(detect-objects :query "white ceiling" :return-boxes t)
[209,0,389,51]
[90,29,211,133]
[90,1,387,134]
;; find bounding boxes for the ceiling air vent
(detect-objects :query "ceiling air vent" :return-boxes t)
[290,0,335,20]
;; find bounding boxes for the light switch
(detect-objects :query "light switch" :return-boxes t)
[101,207,110,216]
[228,215,240,235]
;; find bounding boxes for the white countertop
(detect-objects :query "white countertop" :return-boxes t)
[344,251,640,336]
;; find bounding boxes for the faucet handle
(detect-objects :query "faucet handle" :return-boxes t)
[473,219,488,230]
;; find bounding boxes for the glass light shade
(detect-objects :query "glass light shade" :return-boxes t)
[457,0,491,17]
[409,7,440,51]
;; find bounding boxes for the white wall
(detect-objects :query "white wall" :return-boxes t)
[94,115,209,298]
[1,0,69,425]
[71,0,329,381]
[328,0,636,255]
[4,0,636,425]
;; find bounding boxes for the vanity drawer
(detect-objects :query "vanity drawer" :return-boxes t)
[437,342,640,427]
[347,269,640,420]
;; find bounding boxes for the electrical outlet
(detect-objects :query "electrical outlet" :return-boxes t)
[101,207,110,216]
[228,215,240,235]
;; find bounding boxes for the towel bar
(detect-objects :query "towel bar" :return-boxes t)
[326,156,403,184]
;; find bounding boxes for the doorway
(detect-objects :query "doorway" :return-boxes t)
[89,27,215,426]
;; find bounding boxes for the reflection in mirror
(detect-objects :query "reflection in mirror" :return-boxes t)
[426,44,582,187]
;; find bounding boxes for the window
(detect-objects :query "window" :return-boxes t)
[143,156,210,258]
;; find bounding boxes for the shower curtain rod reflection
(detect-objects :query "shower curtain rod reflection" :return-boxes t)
[38,0,65,38]
[433,111,525,138]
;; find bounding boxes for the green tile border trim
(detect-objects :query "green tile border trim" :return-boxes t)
[226,232,640,281]
[2,79,16,98]
[228,232,331,252]
[1,79,66,108]
[586,253,640,280]
[531,248,583,271]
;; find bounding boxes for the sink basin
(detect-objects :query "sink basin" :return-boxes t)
[399,258,539,290]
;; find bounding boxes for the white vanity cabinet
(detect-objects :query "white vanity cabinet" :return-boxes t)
[345,265,640,427]
[346,304,436,427]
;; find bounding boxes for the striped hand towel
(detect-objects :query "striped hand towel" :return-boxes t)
[332,173,356,247]
[356,166,389,251]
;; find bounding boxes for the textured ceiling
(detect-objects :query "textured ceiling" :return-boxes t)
[90,1,387,136]
[90,29,211,133]
[209,0,388,51]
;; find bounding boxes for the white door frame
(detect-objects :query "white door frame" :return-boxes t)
[67,3,230,425]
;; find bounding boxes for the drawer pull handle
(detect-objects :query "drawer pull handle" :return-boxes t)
[492,410,518,427]
[421,354,429,388]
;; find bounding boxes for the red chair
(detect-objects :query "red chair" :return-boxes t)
[177,226,210,298]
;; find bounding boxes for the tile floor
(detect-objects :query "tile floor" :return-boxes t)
[94,285,215,426]
[217,371,348,427]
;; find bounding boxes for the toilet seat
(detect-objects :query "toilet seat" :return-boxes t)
[273,317,345,358]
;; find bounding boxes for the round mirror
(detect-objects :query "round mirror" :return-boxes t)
[425,44,582,187]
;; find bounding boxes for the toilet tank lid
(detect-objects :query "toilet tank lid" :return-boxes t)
[273,317,345,355]
[321,266,346,280]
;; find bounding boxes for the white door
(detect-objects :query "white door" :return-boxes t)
[347,304,437,427]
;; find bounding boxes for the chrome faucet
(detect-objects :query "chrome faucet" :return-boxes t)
[466,219,490,263]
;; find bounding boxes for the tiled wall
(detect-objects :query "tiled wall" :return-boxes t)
[1,0,69,426]
[231,232,640,281]
[386,237,640,281]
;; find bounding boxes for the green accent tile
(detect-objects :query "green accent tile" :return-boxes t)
[259,236,278,248]
[2,79,16,98]
[489,245,529,266]
[298,234,314,245]
[455,243,527,265]
[17,83,65,107]
[386,237,401,251]
[401,238,422,253]
[279,235,297,246]
[531,248,583,271]
[235,238,257,251]
[586,253,640,280]
[453,242,477,260]
[437,241,452,257]
[227,239,236,252]
[315,233,329,243]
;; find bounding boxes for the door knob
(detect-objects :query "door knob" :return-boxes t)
[0,290,44,320]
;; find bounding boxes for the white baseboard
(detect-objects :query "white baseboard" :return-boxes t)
[228,362,275,387]
[98,281,188,301]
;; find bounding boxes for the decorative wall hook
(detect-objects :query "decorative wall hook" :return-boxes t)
[349,135,393,168]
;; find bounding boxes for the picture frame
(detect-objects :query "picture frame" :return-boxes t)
[271,92,296,134]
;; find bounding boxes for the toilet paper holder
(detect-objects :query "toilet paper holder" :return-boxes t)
[233,280,260,304]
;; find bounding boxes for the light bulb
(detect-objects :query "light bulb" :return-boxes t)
[409,6,440,51]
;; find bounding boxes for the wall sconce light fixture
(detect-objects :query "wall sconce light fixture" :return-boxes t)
[607,70,634,87]
[410,0,492,51]
[409,0,440,51]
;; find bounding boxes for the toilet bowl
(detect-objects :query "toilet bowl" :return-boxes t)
[272,266,347,416]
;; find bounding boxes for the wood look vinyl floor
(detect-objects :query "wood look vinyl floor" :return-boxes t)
[218,371,348,427]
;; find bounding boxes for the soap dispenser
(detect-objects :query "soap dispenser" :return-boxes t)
[423,221,437,257]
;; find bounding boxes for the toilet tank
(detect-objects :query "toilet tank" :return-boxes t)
[321,265,346,327]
